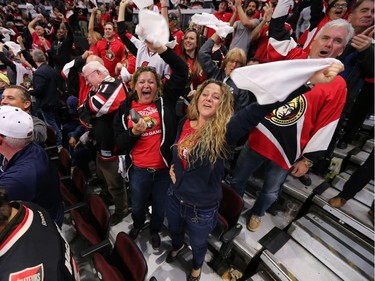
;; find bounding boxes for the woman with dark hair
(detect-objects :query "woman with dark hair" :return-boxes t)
[113,38,189,250]
[181,28,206,92]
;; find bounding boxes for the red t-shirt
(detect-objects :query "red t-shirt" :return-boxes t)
[177,119,196,170]
[171,29,184,57]
[89,42,99,54]
[129,102,166,169]
[185,56,205,90]
[95,38,125,77]
[31,32,51,52]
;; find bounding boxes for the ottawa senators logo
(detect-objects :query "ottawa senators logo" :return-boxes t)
[21,74,32,89]
[265,95,306,126]
[105,49,115,61]
[143,116,157,129]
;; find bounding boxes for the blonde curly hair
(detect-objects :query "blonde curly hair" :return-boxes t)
[179,79,234,166]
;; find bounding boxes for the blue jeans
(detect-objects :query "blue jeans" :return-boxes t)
[38,108,62,145]
[231,144,289,216]
[129,166,169,234]
[166,188,218,269]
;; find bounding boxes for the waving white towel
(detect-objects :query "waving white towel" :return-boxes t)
[132,0,153,10]
[5,41,21,55]
[190,13,234,37]
[230,58,341,105]
[135,9,170,47]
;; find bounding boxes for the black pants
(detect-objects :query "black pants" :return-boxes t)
[339,149,374,201]
[341,81,374,143]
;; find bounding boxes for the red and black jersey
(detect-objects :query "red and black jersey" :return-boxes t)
[0,202,79,281]
[86,76,127,117]
[251,0,347,169]
[248,77,347,169]
[82,77,128,159]
[95,38,125,77]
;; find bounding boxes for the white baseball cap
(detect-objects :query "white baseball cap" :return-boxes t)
[0,106,33,138]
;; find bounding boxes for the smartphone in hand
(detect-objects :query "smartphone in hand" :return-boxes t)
[130,109,141,123]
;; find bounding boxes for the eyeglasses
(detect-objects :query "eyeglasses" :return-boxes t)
[333,3,348,8]
[83,70,97,80]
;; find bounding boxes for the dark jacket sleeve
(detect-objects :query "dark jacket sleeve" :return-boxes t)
[21,49,37,69]
[309,0,325,31]
[357,44,374,78]
[0,52,16,72]
[118,21,138,57]
[113,99,141,155]
[64,56,86,97]
[29,69,47,97]
[198,38,221,79]
[226,84,310,146]
[69,124,87,140]
[161,48,189,105]
[65,21,75,48]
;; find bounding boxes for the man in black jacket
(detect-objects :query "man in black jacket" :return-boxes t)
[48,12,74,93]
[29,49,62,145]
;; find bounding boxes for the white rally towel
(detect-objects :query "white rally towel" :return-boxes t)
[5,41,21,55]
[135,9,170,47]
[190,13,234,37]
[230,58,341,105]
[132,0,153,10]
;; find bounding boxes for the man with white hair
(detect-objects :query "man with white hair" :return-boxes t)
[0,105,63,227]
[230,0,354,232]
[79,61,129,225]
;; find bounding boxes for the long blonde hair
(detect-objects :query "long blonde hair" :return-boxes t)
[180,80,234,166]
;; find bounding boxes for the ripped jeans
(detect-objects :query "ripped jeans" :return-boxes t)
[166,187,218,269]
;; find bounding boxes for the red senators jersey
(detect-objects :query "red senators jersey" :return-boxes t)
[95,38,125,77]
[248,76,347,169]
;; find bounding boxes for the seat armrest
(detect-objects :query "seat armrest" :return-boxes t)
[64,201,87,213]
[221,224,242,243]
[80,239,111,258]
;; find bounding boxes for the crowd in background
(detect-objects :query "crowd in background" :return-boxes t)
[0,0,373,279]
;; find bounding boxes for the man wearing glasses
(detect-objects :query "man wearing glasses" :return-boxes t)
[298,0,349,50]
[79,61,129,226]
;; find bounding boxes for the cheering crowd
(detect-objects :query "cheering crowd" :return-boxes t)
[0,0,373,279]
